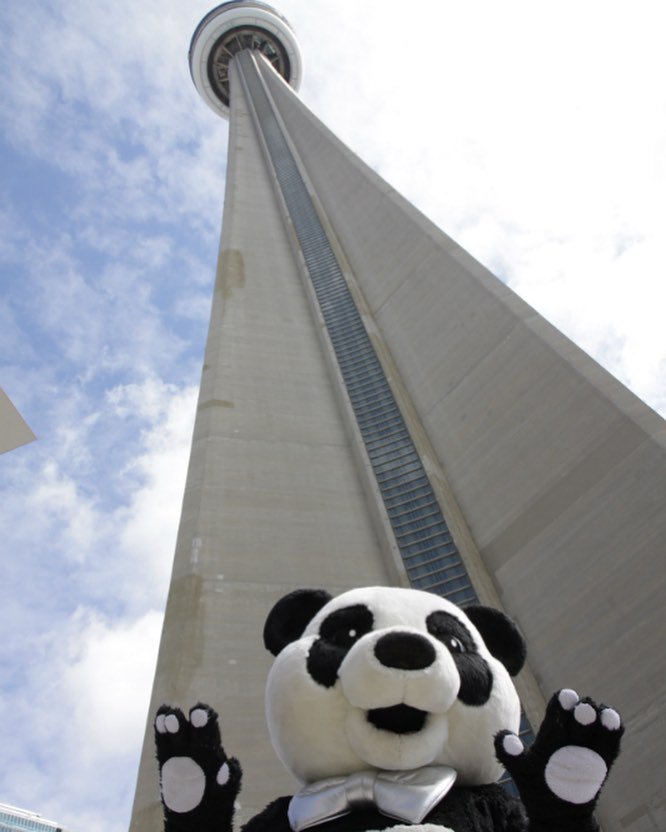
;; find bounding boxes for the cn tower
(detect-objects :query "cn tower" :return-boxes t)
[129,4,666,831]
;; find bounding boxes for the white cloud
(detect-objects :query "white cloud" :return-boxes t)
[0,375,195,617]
[1,0,227,242]
[62,609,164,758]
[112,379,197,610]
[0,609,163,832]
[287,0,666,417]
[0,377,195,829]
[27,461,100,562]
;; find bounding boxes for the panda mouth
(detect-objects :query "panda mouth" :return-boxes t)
[366,704,428,734]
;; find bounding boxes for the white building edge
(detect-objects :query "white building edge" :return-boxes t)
[0,802,68,832]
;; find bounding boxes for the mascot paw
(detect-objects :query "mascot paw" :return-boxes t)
[155,703,241,832]
[495,689,622,827]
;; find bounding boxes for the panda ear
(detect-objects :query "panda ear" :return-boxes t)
[463,605,526,676]
[264,589,333,656]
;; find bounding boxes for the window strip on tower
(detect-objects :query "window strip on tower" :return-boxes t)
[236,50,477,606]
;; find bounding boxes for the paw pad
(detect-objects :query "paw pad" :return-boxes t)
[545,746,607,804]
[190,707,209,728]
[502,734,524,757]
[217,762,230,786]
[601,708,621,731]
[165,714,180,733]
[574,702,596,726]
[558,688,578,711]
[161,757,206,813]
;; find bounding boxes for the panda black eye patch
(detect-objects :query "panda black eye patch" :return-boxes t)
[426,610,493,706]
[307,605,374,688]
[426,611,476,652]
[319,605,374,649]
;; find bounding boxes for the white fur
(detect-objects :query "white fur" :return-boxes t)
[339,627,459,713]
[366,826,454,832]
[346,708,450,771]
[442,665,519,785]
[265,587,521,786]
[266,636,368,782]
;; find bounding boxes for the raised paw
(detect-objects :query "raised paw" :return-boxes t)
[155,703,241,832]
[495,689,623,830]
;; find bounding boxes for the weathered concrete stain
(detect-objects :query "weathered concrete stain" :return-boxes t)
[198,399,235,411]
[160,573,204,700]
[215,248,245,298]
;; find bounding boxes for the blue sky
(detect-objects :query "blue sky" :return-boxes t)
[1,2,664,831]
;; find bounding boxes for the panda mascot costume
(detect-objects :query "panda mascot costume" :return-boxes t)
[154,586,623,832]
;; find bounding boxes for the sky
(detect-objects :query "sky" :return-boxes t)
[0,1,664,830]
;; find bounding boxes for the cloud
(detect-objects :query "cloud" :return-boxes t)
[109,379,197,612]
[288,0,666,418]
[0,377,195,830]
[0,610,163,832]
[62,609,164,758]
[0,0,227,227]
[0,375,195,624]
[27,461,99,562]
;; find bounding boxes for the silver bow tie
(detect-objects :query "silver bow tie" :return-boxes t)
[288,766,457,831]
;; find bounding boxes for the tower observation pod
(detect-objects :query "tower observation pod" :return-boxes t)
[128,4,666,832]
[189,1,302,118]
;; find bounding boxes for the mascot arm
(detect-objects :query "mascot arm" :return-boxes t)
[155,703,241,832]
[495,690,623,832]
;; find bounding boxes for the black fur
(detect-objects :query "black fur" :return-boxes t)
[426,610,493,705]
[154,704,241,832]
[155,697,622,832]
[307,604,374,687]
[307,638,345,688]
[495,691,624,832]
[464,606,526,677]
[264,589,333,656]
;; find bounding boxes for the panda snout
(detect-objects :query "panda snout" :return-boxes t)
[339,626,459,713]
[374,631,436,670]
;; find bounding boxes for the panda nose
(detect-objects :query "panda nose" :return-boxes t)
[374,632,436,670]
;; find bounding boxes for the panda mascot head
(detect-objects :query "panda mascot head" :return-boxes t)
[263,586,526,787]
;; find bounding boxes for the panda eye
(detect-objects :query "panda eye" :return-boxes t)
[328,626,360,648]
[425,610,475,657]
[319,605,373,650]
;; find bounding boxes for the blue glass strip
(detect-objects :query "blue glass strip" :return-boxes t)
[239,52,477,605]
